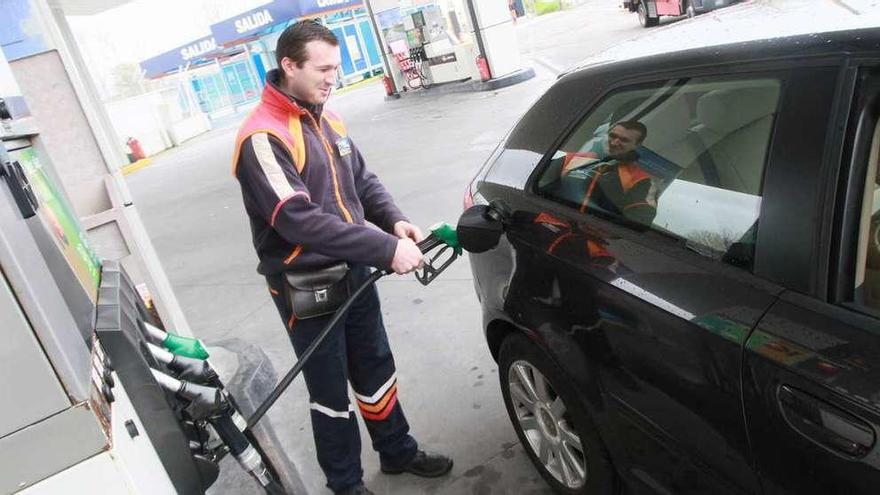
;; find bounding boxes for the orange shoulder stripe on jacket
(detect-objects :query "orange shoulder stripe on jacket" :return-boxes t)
[287,114,307,173]
[232,129,295,176]
[618,162,652,193]
[322,109,347,138]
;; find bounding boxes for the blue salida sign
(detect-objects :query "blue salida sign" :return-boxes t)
[211,0,364,45]
[211,2,299,45]
[142,0,365,78]
[235,9,276,34]
[140,35,218,78]
[299,0,363,17]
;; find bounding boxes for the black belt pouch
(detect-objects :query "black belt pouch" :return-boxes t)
[284,262,351,319]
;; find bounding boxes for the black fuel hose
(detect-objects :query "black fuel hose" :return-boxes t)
[247,269,386,428]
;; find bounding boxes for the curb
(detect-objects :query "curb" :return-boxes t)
[472,67,537,91]
[387,66,537,100]
[210,338,308,495]
[335,75,383,96]
[121,158,152,176]
[388,77,476,99]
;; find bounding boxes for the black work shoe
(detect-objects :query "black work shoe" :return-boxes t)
[334,483,374,495]
[381,450,453,478]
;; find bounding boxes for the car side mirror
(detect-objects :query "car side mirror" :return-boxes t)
[456,202,507,253]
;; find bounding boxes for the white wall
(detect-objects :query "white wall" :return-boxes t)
[105,93,172,157]
[105,90,213,157]
[472,0,522,77]
[10,51,114,217]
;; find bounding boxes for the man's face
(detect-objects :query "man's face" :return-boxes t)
[607,125,642,157]
[280,40,341,105]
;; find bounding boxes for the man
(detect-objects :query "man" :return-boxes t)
[232,21,452,495]
[562,121,658,226]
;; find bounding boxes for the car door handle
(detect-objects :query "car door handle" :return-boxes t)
[777,385,876,457]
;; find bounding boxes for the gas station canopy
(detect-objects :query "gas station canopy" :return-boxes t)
[48,0,133,16]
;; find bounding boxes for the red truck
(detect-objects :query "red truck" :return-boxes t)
[623,0,739,27]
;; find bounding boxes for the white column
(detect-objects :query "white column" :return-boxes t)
[365,0,406,95]
[18,0,194,336]
[470,0,524,78]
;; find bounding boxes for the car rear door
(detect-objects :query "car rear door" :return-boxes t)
[744,62,880,495]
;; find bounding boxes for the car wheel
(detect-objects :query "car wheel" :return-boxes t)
[637,2,659,28]
[499,333,616,494]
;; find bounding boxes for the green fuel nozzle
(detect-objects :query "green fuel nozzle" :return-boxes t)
[163,334,210,360]
[142,322,210,360]
[428,222,460,251]
[414,222,463,286]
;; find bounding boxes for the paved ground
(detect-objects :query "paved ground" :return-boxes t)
[122,0,873,493]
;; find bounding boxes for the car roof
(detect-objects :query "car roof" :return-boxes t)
[568,1,880,76]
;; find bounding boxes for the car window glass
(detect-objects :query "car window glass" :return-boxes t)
[854,121,880,310]
[484,149,544,189]
[535,76,781,271]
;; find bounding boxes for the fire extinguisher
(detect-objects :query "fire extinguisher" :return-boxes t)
[382,75,396,97]
[475,55,492,82]
[126,137,146,161]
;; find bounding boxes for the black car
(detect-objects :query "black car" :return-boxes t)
[463,27,880,495]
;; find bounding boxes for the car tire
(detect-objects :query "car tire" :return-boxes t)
[498,333,617,494]
[637,1,659,28]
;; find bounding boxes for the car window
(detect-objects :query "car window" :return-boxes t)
[535,76,781,271]
[854,121,880,311]
[484,148,544,190]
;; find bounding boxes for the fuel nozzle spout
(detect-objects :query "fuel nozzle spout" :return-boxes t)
[141,321,210,360]
[151,369,227,420]
[146,343,219,384]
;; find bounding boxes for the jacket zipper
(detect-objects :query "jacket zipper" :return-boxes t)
[305,112,353,224]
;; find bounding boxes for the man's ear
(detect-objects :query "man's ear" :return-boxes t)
[280,57,297,76]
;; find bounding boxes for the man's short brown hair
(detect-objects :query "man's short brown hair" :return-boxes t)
[275,20,339,68]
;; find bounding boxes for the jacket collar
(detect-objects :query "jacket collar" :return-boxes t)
[605,149,639,163]
[262,69,324,120]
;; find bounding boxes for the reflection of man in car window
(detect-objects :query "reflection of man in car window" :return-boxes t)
[562,121,658,226]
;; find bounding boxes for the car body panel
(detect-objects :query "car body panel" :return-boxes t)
[468,28,880,495]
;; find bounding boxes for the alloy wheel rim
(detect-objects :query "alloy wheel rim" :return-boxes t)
[508,360,587,489]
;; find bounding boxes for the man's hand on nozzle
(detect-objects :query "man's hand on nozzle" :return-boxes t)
[393,220,424,243]
[391,238,424,274]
